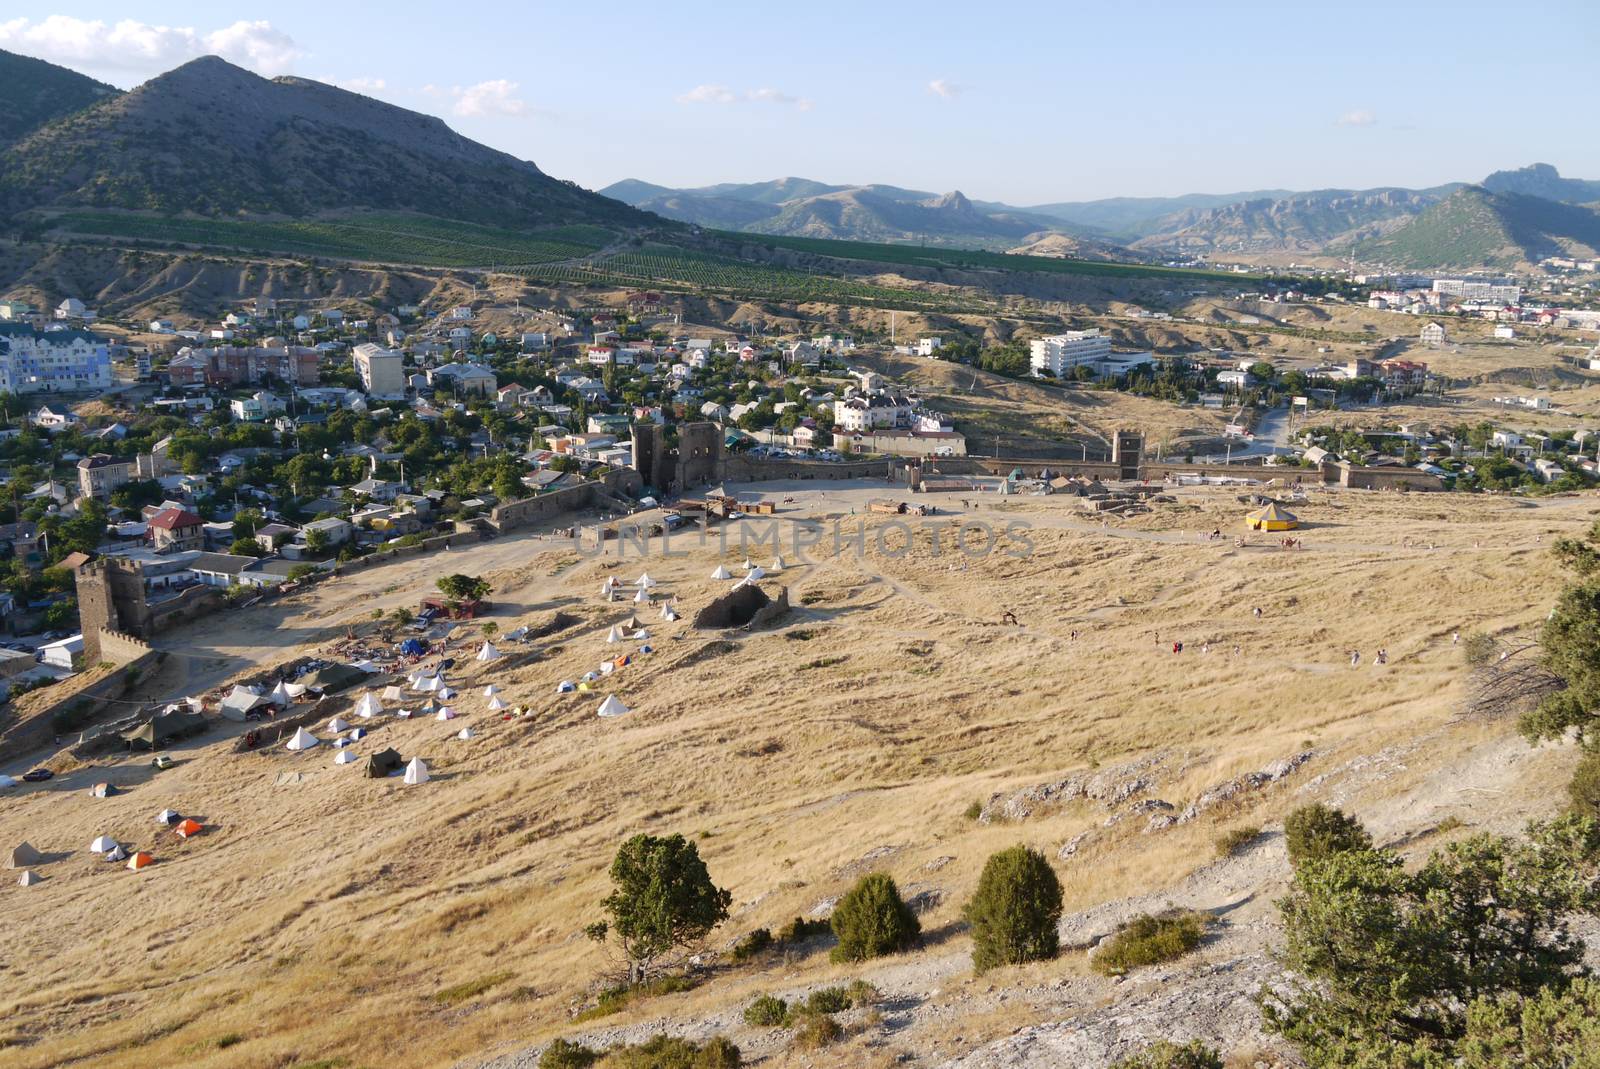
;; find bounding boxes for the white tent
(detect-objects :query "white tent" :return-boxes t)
[599,661,615,675]
[285,682,308,698]
[600,578,617,598]
[326,715,350,733]
[403,757,430,785]
[348,727,366,740]
[660,603,677,621]
[606,625,624,643]
[556,680,576,693]
[632,628,650,641]
[476,641,501,662]
[457,726,474,740]
[596,694,629,718]
[381,685,406,702]
[636,572,657,589]
[350,659,379,674]
[18,869,41,887]
[436,706,457,721]
[487,695,508,711]
[482,684,500,698]
[747,566,767,581]
[334,750,358,765]
[268,680,294,706]
[742,558,754,570]
[156,809,180,825]
[285,727,320,751]
[90,835,117,853]
[220,684,265,721]
[711,564,733,580]
[633,588,650,603]
[437,686,457,700]
[771,555,786,571]
[354,693,383,718]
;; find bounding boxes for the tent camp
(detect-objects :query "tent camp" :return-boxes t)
[596,694,628,718]
[606,625,624,643]
[476,642,501,662]
[457,726,474,740]
[354,692,384,718]
[636,572,656,589]
[326,715,351,733]
[8,841,43,868]
[415,675,442,692]
[436,706,456,721]
[219,685,266,721]
[122,709,206,751]
[710,564,732,580]
[365,747,404,778]
[487,695,507,711]
[399,638,427,657]
[660,603,677,621]
[285,727,320,751]
[104,844,128,862]
[18,869,41,886]
[556,680,575,693]
[90,835,118,853]
[267,680,294,706]
[633,588,650,604]
[302,664,366,693]
[381,685,406,702]
[1245,502,1299,531]
[403,757,430,785]
[335,750,357,765]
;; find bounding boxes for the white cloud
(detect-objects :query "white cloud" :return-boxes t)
[0,16,299,77]
[423,79,530,117]
[927,78,963,100]
[676,84,812,110]
[1335,108,1378,127]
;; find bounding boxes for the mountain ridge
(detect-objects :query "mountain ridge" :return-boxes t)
[0,48,120,151]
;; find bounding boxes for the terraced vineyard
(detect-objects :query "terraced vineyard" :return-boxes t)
[50,211,612,267]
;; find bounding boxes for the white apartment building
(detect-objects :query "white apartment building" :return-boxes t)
[1432,278,1522,303]
[1029,330,1113,377]
[833,392,916,432]
[0,324,114,394]
[352,343,407,398]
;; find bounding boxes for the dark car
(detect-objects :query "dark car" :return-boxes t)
[22,767,54,782]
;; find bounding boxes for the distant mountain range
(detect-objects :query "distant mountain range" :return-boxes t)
[0,49,645,232]
[604,166,1600,270]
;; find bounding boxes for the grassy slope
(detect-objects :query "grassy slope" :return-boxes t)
[0,50,119,150]
[1352,187,1600,269]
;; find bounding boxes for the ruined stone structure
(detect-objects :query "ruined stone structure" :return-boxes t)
[630,421,724,496]
[73,557,223,662]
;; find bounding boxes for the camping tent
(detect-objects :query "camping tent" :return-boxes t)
[771,555,786,571]
[403,757,430,785]
[476,642,501,663]
[268,680,294,706]
[556,680,576,693]
[660,604,677,621]
[18,869,41,886]
[747,566,767,581]
[122,709,206,751]
[156,809,180,825]
[220,685,265,720]
[1245,502,1299,531]
[596,694,629,718]
[636,572,657,589]
[104,844,128,862]
[285,727,320,751]
[633,589,649,603]
[487,695,508,711]
[90,835,117,853]
[126,851,154,871]
[8,841,43,868]
[326,716,350,733]
[632,629,650,641]
[348,727,366,740]
[334,750,357,765]
[365,748,403,778]
[285,682,308,698]
[605,624,624,643]
[436,707,457,721]
[639,645,654,655]
[303,663,366,693]
[457,727,474,740]
[711,564,732,580]
[354,692,384,718]
[416,675,442,692]
[175,819,203,839]
[399,638,427,656]
[483,684,500,698]
[742,558,754,570]
[381,685,406,702]
[90,782,117,798]
[437,686,457,700]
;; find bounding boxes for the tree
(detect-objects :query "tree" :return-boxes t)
[829,872,920,963]
[1525,521,1600,743]
[303,526,330,556]
[591,833,731,984]
[964,845,1063,973]
[229,537,266,558]
[1263,816,1600,1066]
[437,574,490,603]
[1569,750,1600,821]
[1283,803,1373,869]
[1457,978,1600,1069]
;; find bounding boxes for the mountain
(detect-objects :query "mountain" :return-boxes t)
[1016,190,1294,240]
[1131,187,1455,256]
[0,49,120,151]
[1350,186,1600,269]
[1481,163,1600,205]
[0,55,646,230]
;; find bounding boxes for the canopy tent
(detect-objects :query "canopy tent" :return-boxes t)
[710,564,733,580]
[1245,502,1299,531]
[596,694,629,718]
[403,757,430,785]
[285,727,320,751]
[457,726,474,740]
[122,709,206,751]
[219,685,265,721]
[381,685,407,702]
[482,684,500,698]
[334,750,358,765]
[126,851,154,871]
[606,625,624,643]
[354,692,384,718]
[90,835,117,853]
[156,809,180,825]
[326,716,350,733]
[636,572,657,590]
[8,841,42,868]
[18,869,41,886]
[175,819,204,839]
[476,642,501,663]
[399,638,427,656]
[487,695,508,711]
[267,681,294,706]
[365,747,403,778]
[556,680,576,693]
[302,663,367,693]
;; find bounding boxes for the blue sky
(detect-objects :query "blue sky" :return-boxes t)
[4,2,1598,204]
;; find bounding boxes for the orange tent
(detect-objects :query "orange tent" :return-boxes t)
[175,819,204,839]
[126,851,154,871]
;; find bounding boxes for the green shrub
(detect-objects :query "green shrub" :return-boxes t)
[1283,804,1372,868]
[742,994,788,1027]
[829,873,920,963]
[1108,1039,1224,1069]
[804,987,851,1015]
[775,916,830,944]
[963,800,983,820]
[1214,826,1261,858]
[432,970,514,1005]
[573,976,697,1022]
[214,1033,243,1049]
[844,979,880,1007]
[603,1035,740,1068]
[731,928,772,961]
[1091,912,1206,976]
[790,1013,843,1050]
[539,1038,600,1069]
[1568,749,1600,820]
[964,845,1064,973]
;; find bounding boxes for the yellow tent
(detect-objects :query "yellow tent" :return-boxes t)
[1245,502,1299,531]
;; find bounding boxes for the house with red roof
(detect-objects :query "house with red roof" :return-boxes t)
[147,508,205,552]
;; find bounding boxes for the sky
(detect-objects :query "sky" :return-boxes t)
[4,2,1598,205]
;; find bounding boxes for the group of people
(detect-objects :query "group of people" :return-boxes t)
[1349,648,1390,667]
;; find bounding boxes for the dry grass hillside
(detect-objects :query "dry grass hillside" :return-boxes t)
[2,482,1593,1069]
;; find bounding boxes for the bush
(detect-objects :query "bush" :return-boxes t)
[1214,826,1261,858]
[1283,804,1372,869]
[604,1035,740,1068]
[963,799,983,820]
[1108,1039,1224,1069]
[539,1039,599,1069]
[1090,912,1206,976]
[844,979,880,1007]
[964,845,1064,973]
[731,928,772,961]
[829,873,920,963]
[1568,750,1600,820]
[790,1013,842,1051]
[804,987,852,1015]
[775,916,830,944]
[742,994,788,1027]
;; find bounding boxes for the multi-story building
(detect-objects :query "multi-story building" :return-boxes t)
[165,345,320,388]
[0,324,113,394]
[147,507,206,552]
[1029,330,1113,377]
[77,454,136,499]
[833,392,917,432]
[1432,278,1522,303]
[352,343,406,397]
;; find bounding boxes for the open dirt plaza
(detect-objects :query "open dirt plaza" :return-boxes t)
[2,477,1596,1068]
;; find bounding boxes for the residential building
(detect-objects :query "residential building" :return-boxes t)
[0,323,113,393]
[428,362,497,398]
[1420,322,1447,346]
[352,343,407,397]
[55,297,93,321]
[31,405,79,431]
[1432,278,1521,303]
[916,337,943,357]
[148,508,206,552]
[77,454,135,499]
[834,392,916,432]
[1029,330,1113,377]
[165,345,319,387]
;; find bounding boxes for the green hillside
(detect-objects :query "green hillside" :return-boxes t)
[1351,186,1600,269]
[0,49,119,150]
